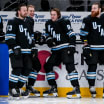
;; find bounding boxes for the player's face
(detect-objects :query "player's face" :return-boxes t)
[27,7,35,18]
[51,11,58,21]
[19,6,27,19]
[91,5,100,17]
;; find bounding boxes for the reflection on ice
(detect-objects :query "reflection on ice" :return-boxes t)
[0,97,104,104]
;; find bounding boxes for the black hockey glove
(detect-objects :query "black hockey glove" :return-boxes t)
[13,46,21,59]
[83,45,92,59]
[46,38,56,48]
[31,47,38,58]
[38,35,46,45]
[68,45,76,54]
[34,31,42,44]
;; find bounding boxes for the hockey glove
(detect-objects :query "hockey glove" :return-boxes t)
[38,35,46,45]
[83,45,92,59]
[13,46,21,59]
[68,45,76,54]
[31,47,38,58]
[46,38,56,48]
[34,31,42,43]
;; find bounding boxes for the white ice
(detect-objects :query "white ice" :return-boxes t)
[0,97,104,104]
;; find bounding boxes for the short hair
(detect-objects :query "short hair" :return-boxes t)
[27,5,35,10]
[50,8,61,19]
[16,4,27,17]
[92,2,101,8]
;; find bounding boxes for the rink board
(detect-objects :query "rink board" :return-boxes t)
[0,12,104,97]
[0,43,9,96]
[21,44,104,98]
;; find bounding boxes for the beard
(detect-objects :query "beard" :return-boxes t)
[20,13,27,19]
[91,10,99,17]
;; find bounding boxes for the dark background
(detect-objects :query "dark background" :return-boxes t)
[0,0,104,11]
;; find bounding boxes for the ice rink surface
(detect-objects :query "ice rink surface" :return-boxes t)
[0,97,104,104]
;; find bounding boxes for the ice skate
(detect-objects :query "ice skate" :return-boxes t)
[43,86,58,97]
[21,86,40,98]
[27,86,40,97]
[9,88,20,100]
[67,87,81,99]
[21,88,30,99]
[90,86,96,98]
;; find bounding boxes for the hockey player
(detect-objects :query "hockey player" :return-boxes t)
[26,5,45,45]
[5,4,34,99]
[0,16,5,42]
[43,8,81,98]
[21,5,41,97]
[80,2,104,98]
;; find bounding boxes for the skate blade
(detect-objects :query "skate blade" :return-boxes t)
[35,93,40,97]
[43,93,58,97]
[67,94,81,99]
[76,94,81,98]
[53,93,58,97]
[8,96,13,100]
[8,96,20,100]
[92,94,96,98]
[102,94,104,98]
[21,95,29,99]
[29,93,40,97]
[43,93,48,97]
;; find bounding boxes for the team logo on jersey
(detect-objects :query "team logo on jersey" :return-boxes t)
[92,22,104,36]
[48,25,61,41]
[19,25,32,44]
